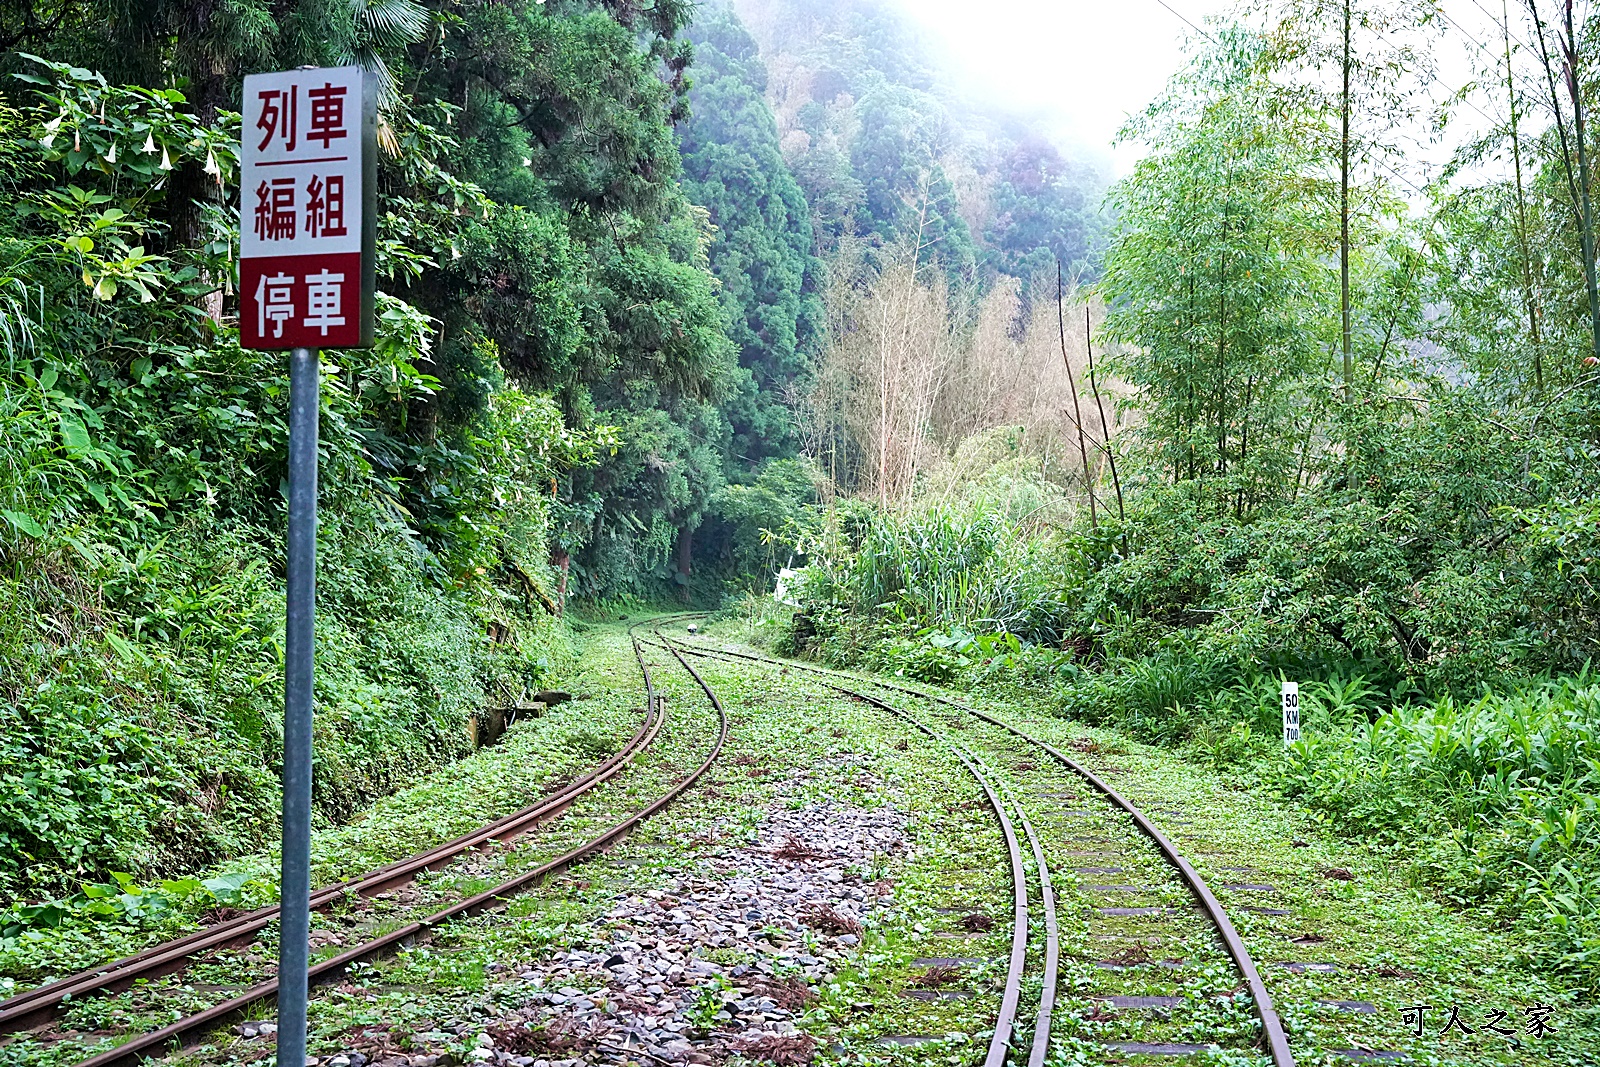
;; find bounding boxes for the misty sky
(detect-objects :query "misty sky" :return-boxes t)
[886,0,1232,172]
[886,0,1519,182]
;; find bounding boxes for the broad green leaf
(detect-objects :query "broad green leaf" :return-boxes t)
[0,510,44,538]
[104,631,142,664]
[202,872,254,903]
[59,417,91,450]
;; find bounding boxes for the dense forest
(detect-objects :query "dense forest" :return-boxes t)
[3,0,1600,1001]
[0,0,1105,911]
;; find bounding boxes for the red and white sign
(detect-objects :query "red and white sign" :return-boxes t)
[240,66,374,349]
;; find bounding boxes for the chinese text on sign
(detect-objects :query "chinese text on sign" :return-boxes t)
[239,66,374,349]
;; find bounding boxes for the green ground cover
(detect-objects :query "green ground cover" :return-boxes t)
[4,619,1575,1067]
[0,625,653,1002]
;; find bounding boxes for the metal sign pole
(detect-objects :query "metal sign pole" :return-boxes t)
[240,63,369,1060]
[278,345,319,1067]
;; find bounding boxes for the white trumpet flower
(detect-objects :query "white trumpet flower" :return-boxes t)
[141,132,156,154]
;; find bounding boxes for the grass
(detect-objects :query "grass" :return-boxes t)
[710,613,1600,1065]
[1196,673,1600,989]
[0,634,672,1067]
[11,619,1596,1067]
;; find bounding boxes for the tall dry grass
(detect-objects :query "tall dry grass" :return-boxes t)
[801,246,1129,511]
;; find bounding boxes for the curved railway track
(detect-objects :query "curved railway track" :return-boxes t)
[839,671,1035,1067]
[9,617,1298,1067]
[644,632,1049,1067]
[2,624,728,1067]
[665,633,1296,1067]
[1,634,663,1036]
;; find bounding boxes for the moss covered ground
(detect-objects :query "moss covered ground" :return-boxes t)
[6,617,1595,1067]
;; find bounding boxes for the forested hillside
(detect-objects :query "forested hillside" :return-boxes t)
[7,0,1599,1014]
[732,0,1105,282]
[770,4,1600,987]
[0,0,1104,909]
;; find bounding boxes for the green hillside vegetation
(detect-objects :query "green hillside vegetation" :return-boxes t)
[0,0,1102,919]
[6,0,1599,1004]
[731,0,1106,284]
[767,14,1600,986]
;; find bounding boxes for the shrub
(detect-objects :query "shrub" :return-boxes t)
[1278,678,1600,984]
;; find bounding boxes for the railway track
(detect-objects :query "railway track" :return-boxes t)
[644,632,1053,1067]
[11,617,1307,1066]
[1,633,664,1036]
[836,675,1053,1067]
[665,633,1297,1067]
[2,624,727,1067]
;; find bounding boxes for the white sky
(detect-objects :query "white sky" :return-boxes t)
[884,0,1530,185]
[886,0,1233,173]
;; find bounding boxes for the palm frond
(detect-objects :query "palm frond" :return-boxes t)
[350,0,429,46]
[340,0,428,108]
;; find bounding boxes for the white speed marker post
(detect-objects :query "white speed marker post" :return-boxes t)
[239,65,375,1067]
[1281,680,1301,745]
